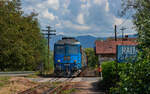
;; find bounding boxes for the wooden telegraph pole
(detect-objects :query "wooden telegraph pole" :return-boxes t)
[114,25,117,41]
[120,27,127,41]
[42,26,56,73]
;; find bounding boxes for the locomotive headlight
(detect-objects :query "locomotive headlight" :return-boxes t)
[74,60,77,63]
[57,60,60,62]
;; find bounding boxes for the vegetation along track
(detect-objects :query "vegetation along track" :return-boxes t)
[18,78,74,94]
[18,83,52,94]
[43,78,74,94]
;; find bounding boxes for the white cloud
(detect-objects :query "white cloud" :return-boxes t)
[63,21,91,31]
[55,22,62,29]
[113,16,136,36]
[93,0,109,12]
[61,0,71,15]
[36,3,44,9]
[81,4,86,9]
[22,0,136,37]
[113,16,123,26]
[77,13,85,24]
[80,1,91,16]
[80,0,86,3]
[81,3,91,9]
[63,0,70,9]
[42,10,56,21]
[93,0,105,5]
[29,0,59,10]
[46,0,59,10]
[105,0,109,12]
[57,32,65,35]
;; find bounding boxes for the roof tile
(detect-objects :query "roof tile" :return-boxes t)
[95,40,137,55]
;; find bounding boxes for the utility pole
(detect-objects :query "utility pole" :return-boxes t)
[120,27,127,41]
[114,25,117,41]
[42,26,56,72]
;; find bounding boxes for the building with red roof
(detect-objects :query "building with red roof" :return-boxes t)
[95,38,137,63]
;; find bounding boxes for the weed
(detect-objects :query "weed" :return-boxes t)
[61,88,77,94]
[0,76,10,88]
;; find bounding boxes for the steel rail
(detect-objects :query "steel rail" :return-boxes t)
[18,83,51,94]
[43,78,73,94]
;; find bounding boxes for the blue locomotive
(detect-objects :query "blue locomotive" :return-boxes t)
[54,37,87,76]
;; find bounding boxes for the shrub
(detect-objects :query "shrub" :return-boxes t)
[99,61,127,92]
[110,60,150,94]
[99,61,117,91]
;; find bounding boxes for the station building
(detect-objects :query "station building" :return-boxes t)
[95,37,137,64]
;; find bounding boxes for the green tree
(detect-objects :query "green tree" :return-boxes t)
[0,0,47,71]
[110,0,150,93]
[84,48,98,68]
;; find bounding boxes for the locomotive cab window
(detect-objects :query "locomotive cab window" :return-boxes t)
[55,46,65,54]
[67,45,79,55]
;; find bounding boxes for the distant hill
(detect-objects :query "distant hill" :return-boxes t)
[76,35,97,48]
[47,34,137,50]
[49,35,97,50]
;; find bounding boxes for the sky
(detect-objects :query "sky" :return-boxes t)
[21,0,137,37]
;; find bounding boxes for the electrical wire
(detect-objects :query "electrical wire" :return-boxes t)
[117,9,133,28]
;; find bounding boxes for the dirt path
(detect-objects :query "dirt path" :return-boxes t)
[79,67,98,77]
[72,81,105,94]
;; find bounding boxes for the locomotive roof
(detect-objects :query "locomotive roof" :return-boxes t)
[55,37,80,45]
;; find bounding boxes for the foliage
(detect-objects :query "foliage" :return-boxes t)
[0,0,47,71]
[109,0,150,93]
[43,51,54,74]
[121,0,150,54]
[0,76,10,88]
[110,54,150,94]
[61,88,77,94]
[99,61,117,92]
[84,48,98,68]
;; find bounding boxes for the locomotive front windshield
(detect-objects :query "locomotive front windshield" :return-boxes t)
[55,45,79,55]
[67,45,79,55]
[55,46,65,55]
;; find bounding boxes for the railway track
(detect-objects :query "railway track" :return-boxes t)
[18,83,52,94]
[18,69,90,94]
[18,78,74,94]
[43,78,73,94]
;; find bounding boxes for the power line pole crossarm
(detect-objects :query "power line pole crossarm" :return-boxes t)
[120,27,127,41]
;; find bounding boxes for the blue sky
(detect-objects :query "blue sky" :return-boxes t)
[21,0,136,37]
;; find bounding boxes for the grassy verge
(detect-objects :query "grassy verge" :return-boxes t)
[24,71,41,78]
[0,76,10,88]
[61,88,77,94]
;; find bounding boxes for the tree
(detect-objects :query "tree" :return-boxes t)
[110,0,150,93]
[0,0,47,71]
[84,48,98,68]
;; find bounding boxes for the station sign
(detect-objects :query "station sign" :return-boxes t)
[117,45,138,63]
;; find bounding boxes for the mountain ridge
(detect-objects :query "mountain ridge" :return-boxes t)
[48,34,137,50]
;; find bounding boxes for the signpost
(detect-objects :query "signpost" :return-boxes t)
[117,45,138,63]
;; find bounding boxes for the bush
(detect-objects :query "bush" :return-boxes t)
[110,60,150,94]
[99,61,117,91]
[84,48,98,68]
[99,61,127,92]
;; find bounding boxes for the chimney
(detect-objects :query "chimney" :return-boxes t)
[125,35,128,40]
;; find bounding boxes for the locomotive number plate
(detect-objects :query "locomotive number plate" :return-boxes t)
[64,56,70,60]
